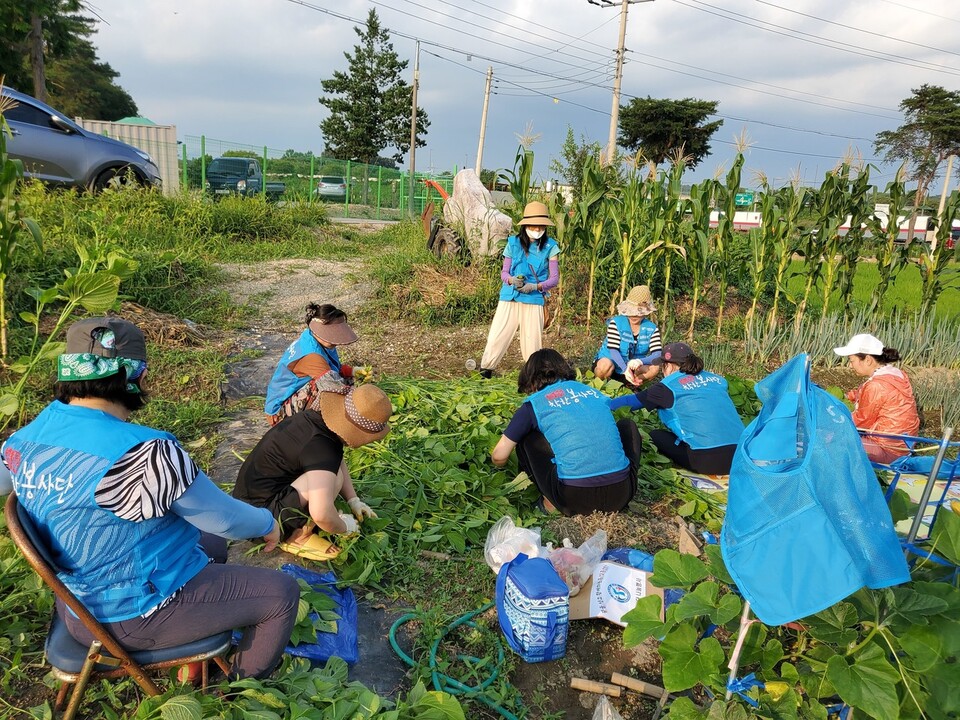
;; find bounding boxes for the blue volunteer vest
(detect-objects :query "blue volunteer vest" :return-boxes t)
[527,380,629,482]
[658,371,744,450]
[498,235,558,306]
[2,401,208,623]
[264,328,342,414]
[594,316,657,367]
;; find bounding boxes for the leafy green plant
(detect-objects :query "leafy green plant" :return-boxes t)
[0,241,137,430]
[0,91,42,360]
[622,519,960,720]
[288,579,340,646]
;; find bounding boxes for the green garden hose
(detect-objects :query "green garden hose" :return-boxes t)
[388,601,522,720]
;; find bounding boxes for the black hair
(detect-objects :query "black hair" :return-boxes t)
[54,369,148,413]
[677,354,705,376]
[517,225,550,254]
[305,303,347,327]
[855,347,902,365]
[517,348,575,394]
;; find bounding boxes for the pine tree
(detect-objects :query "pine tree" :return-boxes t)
[319,9,429,165]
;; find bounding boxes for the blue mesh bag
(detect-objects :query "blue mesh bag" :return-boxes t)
[496,553,569,663]
[720,354,910,625]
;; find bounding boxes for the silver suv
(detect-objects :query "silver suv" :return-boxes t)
[2,87,161,191]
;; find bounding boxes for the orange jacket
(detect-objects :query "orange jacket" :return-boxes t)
[847,366,919,453]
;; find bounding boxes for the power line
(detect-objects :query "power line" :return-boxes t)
[286,0,896,161]
[674,0,960,77]
[627,50,898,115]
[754,0,960,58]
[713,137,879,161]
[875,0,960,25]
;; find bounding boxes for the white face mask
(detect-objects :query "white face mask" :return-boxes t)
[526,228,545,240]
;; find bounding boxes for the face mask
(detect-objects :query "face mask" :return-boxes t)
[526,229,545,240]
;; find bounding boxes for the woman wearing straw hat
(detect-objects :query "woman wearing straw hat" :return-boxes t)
[234,384,392,561]
[833,332,920,464]
[593,285,663,387]
[264,303,366,426]
[477,201,560,377]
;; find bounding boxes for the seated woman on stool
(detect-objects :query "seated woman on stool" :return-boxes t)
[609,342,744,475]
[833,333,920,464]
[490,349,642,516]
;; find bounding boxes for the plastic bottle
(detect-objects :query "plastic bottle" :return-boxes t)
[465,359,477,371]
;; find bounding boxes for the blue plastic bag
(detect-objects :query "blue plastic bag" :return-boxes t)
[280,564,358,666]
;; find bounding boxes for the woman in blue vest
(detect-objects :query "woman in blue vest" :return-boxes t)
[478,201,560,377]
[610,342,744,474]
[1,318,299,680]
[491,349,642,515]
[265,303,362,425]
[593,284,662,387]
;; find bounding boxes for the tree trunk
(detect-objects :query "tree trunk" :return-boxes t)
[30,14,47,102]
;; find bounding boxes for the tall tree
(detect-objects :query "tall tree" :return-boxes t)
[319,9,429,165]
[874,84,960,206]
[549,126,610,204]
[0,0,136,119]
[617,97,722,168]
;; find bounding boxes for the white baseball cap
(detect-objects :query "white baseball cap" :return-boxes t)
[834,333,884,357]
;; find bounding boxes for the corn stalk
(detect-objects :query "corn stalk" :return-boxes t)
[685,181,714,339]
[496,145,535,221]
[916,190,960,315]
[569,155,616,331]
[834,165,873,319]
[713,152,745,339]
[866,168,911,316]
[762,179,806,332]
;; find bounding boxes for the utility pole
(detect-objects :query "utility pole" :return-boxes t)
[475,66,493,175]
[408,40,420,218]
[588,0,654,165]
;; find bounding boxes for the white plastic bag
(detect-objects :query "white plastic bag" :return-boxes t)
[592,696,625,720]
[547,529,607,596]
[484,516,542,574]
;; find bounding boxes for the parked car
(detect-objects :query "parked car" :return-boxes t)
[204,157,285,200]
[1,87,161,191]
[314,175,348,200]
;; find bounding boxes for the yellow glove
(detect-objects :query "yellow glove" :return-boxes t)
[353,366,373,383]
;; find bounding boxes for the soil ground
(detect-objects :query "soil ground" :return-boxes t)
[206,252,677,719]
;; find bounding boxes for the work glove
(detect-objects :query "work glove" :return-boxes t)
[624,359,644,386]
[509,275,525,289]
[347,496,378,521]
[519,282,539,294]
[353,366,373,384]
[339,513,360,534]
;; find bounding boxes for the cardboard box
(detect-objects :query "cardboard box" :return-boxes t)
[568,561,664,626]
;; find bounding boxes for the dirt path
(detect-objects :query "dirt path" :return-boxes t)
[208,256,667,719]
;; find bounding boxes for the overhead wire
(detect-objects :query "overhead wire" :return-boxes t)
[874,0,960,25]
[674,0,960,77]
[753,0,960,58]
[285,0,902,164]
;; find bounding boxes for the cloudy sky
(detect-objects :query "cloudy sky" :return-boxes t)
[88,0,960,191]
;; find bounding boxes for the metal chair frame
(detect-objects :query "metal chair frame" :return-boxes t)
[4,493,232,720]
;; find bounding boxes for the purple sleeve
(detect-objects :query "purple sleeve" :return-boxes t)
[504,402,537,443]
[540,258,560,291]
[500,257,514,284]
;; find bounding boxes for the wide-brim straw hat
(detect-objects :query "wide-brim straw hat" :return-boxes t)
[309,318,358,346]
[517,201,555,227]
[616,285,656,317]
[318,384,392,448]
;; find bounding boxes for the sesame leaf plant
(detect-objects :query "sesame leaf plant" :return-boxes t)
[622,512,960,720]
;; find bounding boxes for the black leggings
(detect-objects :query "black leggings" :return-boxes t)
[516,418,643,516]
[649,429,736,475]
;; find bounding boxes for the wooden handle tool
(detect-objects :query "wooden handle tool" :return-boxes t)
[570,678,622,697]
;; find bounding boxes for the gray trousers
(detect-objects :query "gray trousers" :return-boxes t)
[63,535,300,679]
